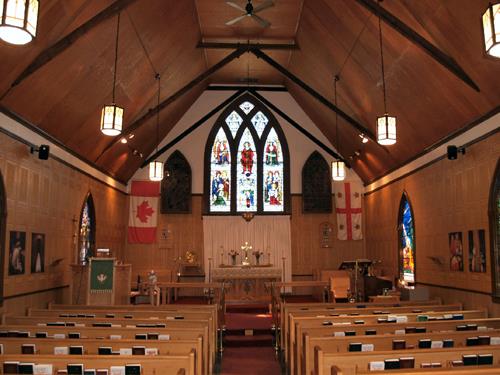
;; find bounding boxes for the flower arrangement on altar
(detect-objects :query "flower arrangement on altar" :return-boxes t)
[252,250,264,265]
[228,249,239,265]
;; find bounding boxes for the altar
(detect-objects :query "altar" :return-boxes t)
[212,266,282,302]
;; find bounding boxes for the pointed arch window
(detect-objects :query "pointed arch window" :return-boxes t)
[78,193,96,265]
[161,150,192,213]
[302,151,332,213]
[398,192,416,288]
[205,93,290,214]
[490,161,500,301]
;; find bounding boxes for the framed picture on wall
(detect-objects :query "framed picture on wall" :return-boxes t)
[31,233,45,273]
[320,222,334,248]
[468,229,486,273]
[9,231,26,275]
[449,232,463,272]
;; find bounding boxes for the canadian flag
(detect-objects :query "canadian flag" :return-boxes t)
[334,181,363,241]
[128,180,160,244]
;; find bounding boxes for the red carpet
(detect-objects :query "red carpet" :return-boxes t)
[225,312,272,330]
[220,347,282,375]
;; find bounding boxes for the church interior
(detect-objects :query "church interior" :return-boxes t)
[0,0,499,374]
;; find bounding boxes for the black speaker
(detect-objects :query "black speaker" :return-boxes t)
[447,145,458,160]
[38,145,50,160]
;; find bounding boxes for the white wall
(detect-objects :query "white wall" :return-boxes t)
[129,88,362,193]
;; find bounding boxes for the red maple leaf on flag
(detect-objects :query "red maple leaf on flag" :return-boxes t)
[136,200,155,223]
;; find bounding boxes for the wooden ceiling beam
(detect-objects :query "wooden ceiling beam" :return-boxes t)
[250,48,377,142]
[95,47,247,162]
[7,0,139,92]
[197,42,299,50]
[355,0,480,92]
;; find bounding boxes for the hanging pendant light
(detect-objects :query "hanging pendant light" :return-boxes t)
[100,13,123,136]
[331,75,345,181]
[149,74,163,181]
[376,3,397,146]
[483,2,500,58]
[0,0,39,45]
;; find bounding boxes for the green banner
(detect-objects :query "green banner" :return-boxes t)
[90,258,114,293]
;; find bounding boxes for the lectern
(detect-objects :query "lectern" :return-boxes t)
[70,258,131,305]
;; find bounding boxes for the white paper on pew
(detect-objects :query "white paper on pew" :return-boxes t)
[369,361,385,371]
[110,366,126,375]
[443,314,453,319]
[478,326,488,332]
[54,346,69,355]
[361,344,374,352]
[387,315,397,322]
[33,364,53,375]
[111,324,120,328]
[490,337,500,345]
[53,334,65,339]
[109,335,122,340]
[119,348,132,355]
[37,323,46,326]
[166,317,175,320]
[126,325,135,328]
[394,329,405,335]
[431,340,443,348]
[145,348,158,356]
[74,324,85,327]
[334,332,345,337]
[396,316,408,323]
[158,334,170,340]
[332,322,350,326]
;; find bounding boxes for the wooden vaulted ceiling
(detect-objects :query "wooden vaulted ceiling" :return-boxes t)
[0,0,499,184]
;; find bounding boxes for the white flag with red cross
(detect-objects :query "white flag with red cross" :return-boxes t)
[334,181,363,241]
[128,180,160,244]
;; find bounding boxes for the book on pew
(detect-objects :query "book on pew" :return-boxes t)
[124,364,141,375]
[67,364,84,375]
[415,327,426,333]
[98,347,113,355]
[412,309,423,313]
[344,331,356,336]
[451,360,464,367]
[54,334,66,339]
[430,340,443,349]
[478,353,493,365]
[4,361,20,374]
[65,322,76,327]
[364,329,376,336]
[145,348,158,356]
[8,330,20,337]
[418,339,431,349]
[368,361,384,371]
[158,334,170,341]
[47,322,65,327]
[462,354,479,366]
[85,315,96,318]
[92,323,112,328]
[443,339,454,348]
[405,327,416,334]
[124,315,133,319]
[35,332,48,338]
[394,329,405,335]
[392,339,406,350]
[60,314,69,317]
[467,324,478,330]
[348,342,362,352]
[322,321,332,326]
[84,370,96,375]
[147,333,159,340]
[77,314,86,318]
[54,346,69,355]
[384,359,400,370]
[135,334,147,340]
[456,325,468,331]
[109,335,122,340]
[132,346,146,355]
[431,363,442,368]
[361,344,374,352]
[174,316,184,320]
[354,320,364,325]
[109,366,125,375]
[491,336,500,345]
[69,345,84,355]
[466,336,479,346]
[399,357,415,369]
[119,348,132,355]
[416,315,428,322]
[22,344,36,354]
[95,370,108,375]
[19,363,35,374]
[452,314,464,320]
[68,332,81,339]
[478,335,491,345]
[57,370,68,374]
[0,331,8,337]
[105,314,115,318]
[18,332,29,338]
[33,364,53,375]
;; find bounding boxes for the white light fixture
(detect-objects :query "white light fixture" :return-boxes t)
[332,75,346,181]
[149,73,163,181]
[359,133,369,143]
[0,0,39,45]
[120,137,127,144]
[100,13,123,136]
[332,160,346,181]
[376,3,397,146]
[483,2,500,58]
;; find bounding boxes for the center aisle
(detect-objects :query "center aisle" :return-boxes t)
[219,304,284,375]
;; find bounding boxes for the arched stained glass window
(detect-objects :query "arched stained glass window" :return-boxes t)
[490,160,500,301]
[398,192,415,288]
[78,192,96,265]
[205,93,289,214]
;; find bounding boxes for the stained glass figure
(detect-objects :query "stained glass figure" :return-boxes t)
[263,128,284,212]
[236,129,257,212]
[251,111,268,138]
[225,111,243,138]
[398,194,415,286]
[210,128,231,212]
[239,101,254,115]
[79,194,95,265]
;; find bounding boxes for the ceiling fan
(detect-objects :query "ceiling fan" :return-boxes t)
[225,0,274,28]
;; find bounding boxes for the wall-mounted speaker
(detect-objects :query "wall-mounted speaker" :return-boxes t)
[38,145,50,160]
[447,145,465,160]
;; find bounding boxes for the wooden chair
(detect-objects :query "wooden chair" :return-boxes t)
[328,271,351,302]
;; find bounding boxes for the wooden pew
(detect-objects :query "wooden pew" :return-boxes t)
[289,310,486,375]
[343,367,500,375]
[0,352,195,374]
[314,346,500,375]
[0,336,203,375]
[302,328,500,375]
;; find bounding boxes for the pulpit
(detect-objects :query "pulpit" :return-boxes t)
[212,266,281,302]
[70,258,131,305]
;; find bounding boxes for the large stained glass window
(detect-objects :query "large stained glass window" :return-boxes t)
[490,161,500,301]
[78,193,96,265]
[209,128,231,212]
[398,192,415,288]
[205,93,289,214]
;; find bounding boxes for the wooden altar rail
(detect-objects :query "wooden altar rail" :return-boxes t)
[315,346,500,375]
[0,353,195,375]
[0,336,203,375]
